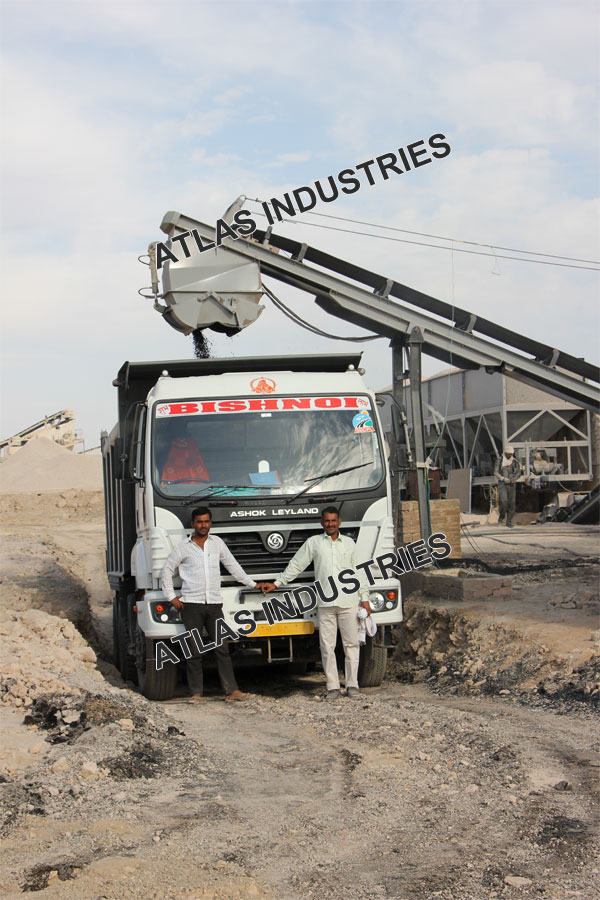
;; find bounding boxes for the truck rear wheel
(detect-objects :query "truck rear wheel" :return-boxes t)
[117,601,138,685]
[112,599,119,667]
[358,636,387,687]
[135,631,177,701]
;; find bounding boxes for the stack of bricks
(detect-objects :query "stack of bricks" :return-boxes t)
[396,499,461,559]
[420,571,513,602]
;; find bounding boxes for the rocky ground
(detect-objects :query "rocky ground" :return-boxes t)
[0,491,598,900]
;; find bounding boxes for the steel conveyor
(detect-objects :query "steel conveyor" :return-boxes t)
[158,212,600,412]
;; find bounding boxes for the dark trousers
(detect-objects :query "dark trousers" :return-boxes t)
[498,482,516,525]
[181,603,238,696]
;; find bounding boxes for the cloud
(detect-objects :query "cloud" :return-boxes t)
[439,61,596,148]
[266,151,313,167]
[0,0,597,445]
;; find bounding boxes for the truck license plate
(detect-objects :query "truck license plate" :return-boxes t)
[252,622,314,637]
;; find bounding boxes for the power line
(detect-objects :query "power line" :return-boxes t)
[250,199,599,265]
[295,209,600,266]
[251,211,600,272]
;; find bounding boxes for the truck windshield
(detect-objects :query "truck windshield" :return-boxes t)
[152,394,384,498]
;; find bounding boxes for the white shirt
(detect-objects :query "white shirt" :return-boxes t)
[161,534,257,605]
[274,532,367,608]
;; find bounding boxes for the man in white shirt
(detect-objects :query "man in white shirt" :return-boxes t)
[161,507,258,702]
[263,507,370,700]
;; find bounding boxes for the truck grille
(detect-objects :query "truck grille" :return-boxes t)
[220,528,359,577]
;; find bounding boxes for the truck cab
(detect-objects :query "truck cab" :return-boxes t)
[103,353,402,700]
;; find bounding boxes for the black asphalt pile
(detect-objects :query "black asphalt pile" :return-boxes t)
[389,598,600,710]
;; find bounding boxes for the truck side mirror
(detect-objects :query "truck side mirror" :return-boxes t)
[129,405,147,482]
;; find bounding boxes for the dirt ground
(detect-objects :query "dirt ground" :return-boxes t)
[0,491,598,900]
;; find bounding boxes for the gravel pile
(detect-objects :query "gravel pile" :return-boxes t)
[0,437,102,493]
[0,608,104,710]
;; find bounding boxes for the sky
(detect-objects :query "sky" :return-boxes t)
[0,0,598,449]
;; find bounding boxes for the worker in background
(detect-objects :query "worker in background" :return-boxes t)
[262,507,370,701]
[495,445,521,528]
[161,507,258,703]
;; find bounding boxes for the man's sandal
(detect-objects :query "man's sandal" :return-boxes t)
[225,690,252,702]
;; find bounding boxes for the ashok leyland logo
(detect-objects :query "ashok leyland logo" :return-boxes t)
[266,532,285,551]
[250,377,276,394]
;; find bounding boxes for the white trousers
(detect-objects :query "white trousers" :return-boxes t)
[317,605,359,690]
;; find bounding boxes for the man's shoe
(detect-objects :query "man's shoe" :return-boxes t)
[326,689,341,701]
[506,522,514,528]
[346,686,360,699]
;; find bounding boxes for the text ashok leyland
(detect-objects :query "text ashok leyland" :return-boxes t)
[230,508,319,517]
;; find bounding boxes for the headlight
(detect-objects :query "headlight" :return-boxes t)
[369,592,386,612]
[369,590,398,612]
[150,601,181,623]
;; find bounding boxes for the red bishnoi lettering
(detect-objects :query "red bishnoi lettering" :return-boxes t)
[165,396,366,415]
[217,400,249,412]
[247,398,279,411]
[168,402,199,415]
[314,397,343,408]
[281,398,310,409]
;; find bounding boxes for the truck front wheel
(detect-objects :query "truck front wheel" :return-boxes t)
[135,630,178,701]
[357,636,388,687]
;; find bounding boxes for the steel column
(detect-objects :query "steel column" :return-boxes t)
[391,340,406,544]
[407,327,431,542]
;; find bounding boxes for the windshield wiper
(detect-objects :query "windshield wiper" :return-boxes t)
[188,484,265,498]
[288,462,372,503]
[164,478,211,485]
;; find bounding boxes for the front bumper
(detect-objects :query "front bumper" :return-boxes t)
[135,580,403,640]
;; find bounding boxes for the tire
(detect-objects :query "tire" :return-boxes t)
[112,598,119,667]
[117,600,138,685]
[135,631,178,701]
[357,636,388,687]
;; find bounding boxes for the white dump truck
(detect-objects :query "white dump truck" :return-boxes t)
[103,353,402,699]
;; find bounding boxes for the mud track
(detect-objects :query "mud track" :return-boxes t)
[0,492,598,899]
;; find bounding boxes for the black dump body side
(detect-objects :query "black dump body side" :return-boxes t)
[102,430,132,589]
